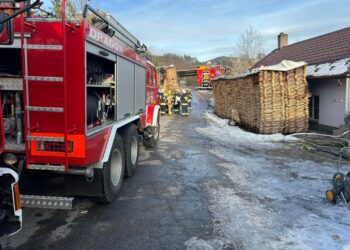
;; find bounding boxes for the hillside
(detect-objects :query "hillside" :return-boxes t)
[149,53,199,71]
[205,56,239,69]
[149,53,249,76]
[205,56,249,76]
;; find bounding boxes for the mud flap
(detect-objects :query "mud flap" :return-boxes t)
[64,169,103,197]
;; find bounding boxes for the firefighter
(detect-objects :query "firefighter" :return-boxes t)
[159,89,167,115]
[167,90,173,115]
[180,89,189,116]
[186,88,192,111]
[173,89,181,114]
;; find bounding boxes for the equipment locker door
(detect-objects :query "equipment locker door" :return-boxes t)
[116,56,135,121]
[134,65,146,114]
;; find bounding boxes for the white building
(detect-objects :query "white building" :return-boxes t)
[254,28,350,131]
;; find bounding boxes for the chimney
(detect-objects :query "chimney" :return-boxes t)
[278,32,288,49]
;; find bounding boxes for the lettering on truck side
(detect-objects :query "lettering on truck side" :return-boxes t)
[87,25,145,65]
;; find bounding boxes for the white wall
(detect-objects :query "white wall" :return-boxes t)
[308,78,348,128]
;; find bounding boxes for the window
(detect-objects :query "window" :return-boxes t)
[149,68,154,86]
[152,69,157,86]
[314,96,319,120]
[146,66,151,86]
[309,95,319,120]
[309,98,312,117]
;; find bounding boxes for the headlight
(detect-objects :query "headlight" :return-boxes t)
[4,153,17,166]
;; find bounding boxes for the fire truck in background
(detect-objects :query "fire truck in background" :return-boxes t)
[0,0,160,236]
[196,64,225,90]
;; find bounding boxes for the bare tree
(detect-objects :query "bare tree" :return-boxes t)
[51,0,77,17]
[71,0,94,12]
[236,26,265,71]
[50,0,93,17]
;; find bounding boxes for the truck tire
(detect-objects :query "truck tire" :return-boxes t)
[121,124,139,177]
[99,133,125,203]
[143,112,160,148]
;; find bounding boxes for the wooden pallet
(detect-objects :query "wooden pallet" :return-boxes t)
[212,65,310,134]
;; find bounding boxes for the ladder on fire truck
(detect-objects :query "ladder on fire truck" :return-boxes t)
[82,4,144,51]
[22,0,71,172]
[14,0,76,209]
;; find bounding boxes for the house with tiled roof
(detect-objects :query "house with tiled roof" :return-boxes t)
[254,27,350,131]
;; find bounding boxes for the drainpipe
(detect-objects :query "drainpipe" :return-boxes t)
[346,78,350,114]
[346,78,350,138]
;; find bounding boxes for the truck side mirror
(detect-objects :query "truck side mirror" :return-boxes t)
[0,13,14,45]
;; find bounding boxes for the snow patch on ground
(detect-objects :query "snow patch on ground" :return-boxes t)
[207,148,350,249]
[138,159,163,166]
[185,237,234,250]
[209,98,215,109]
[344,243,350,250]
[165,185,183,196]
[198,112,296,147]
[49,210,85,242]
[193,111,350,250]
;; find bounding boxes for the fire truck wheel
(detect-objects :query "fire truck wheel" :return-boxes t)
[99,133,125,203]
[143,112,160,148]
[121,124,139,177]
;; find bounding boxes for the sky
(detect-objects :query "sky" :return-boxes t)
[43,0,350,61]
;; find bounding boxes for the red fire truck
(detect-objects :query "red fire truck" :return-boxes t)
[0,0,160,235]
[196,65,225,89]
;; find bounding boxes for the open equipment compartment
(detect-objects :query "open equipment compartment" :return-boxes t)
[0,48,25,151]
[85,48,147,133]
[0,48,22,77]
[86,52,116,130]
[84,5,147,135]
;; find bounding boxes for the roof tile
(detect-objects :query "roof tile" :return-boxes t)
[254,27,350,68]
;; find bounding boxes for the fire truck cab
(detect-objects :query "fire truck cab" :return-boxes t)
[196,65,225,90]
[0,0,160,214]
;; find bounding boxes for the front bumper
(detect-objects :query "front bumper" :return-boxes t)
[0,167,22,236]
